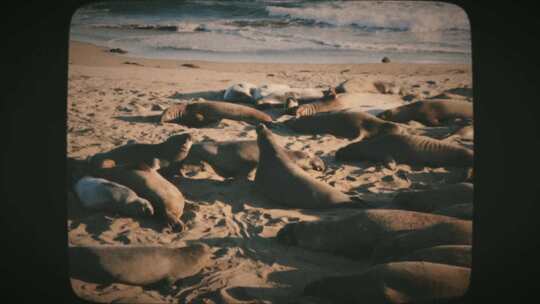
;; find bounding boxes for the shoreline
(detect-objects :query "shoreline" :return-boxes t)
[69,40,472,74]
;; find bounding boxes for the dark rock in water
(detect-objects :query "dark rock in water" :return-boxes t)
[381,57,391,63]
[109,48,128,54]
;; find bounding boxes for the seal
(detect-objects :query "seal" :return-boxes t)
[433,203,473,220]
[284,110,405,140]
[160,100,273,127]
[376,99,473,126]
[69,243,212,286]
[371,220,472,264]
[89,133,193,176]
[254,124,364,209]
[444,124,474,141]
[276,209,460,259]
[392,245,472,268]
[393,182,473,212]
[92,159,186,231]
[74,176,154,217]
[335,134,474,168]
[285,87,347,117]
[303,261,470,303]
[223,82,258,103]
[183,140,325,179]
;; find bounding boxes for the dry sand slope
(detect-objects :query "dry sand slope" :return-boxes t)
[67,41,473,303]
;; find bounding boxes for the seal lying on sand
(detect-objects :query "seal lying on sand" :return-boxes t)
[371,220,472,264]
[390,245,472,268]
[183,140,325,179]
[303,261,470,303]
[284,110,405,140]
[74,176,154,217]
[160,101,273,127]
[285,88,347,117]
[92,160,185,231]
[335,134,474,168]
[276,209,460,259]
[254,124,364,209]
[377,100,473,126]
[393,182,473,212]
[433,203,474,220]
[69,243,211,286]
[89,133,193,176]
[223,82,258,103]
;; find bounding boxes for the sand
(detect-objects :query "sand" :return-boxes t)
[67,41,473,303]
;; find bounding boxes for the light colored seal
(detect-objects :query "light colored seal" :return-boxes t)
[377,99,473,126]
[89,133,193,176]
[393,182,473,212]
[284,110,405,140]
[303,261,470,303]
[92,160,186,231]
[223,82,258,103]
[335,133,474,168]
[371,220,472,264]
[160,100,273,127]
[183,140,325,179]
[69,243,212,286]
[276,209,460,259]
[392,245,472,268]
[254,124,366,209]
[74,176,154,217]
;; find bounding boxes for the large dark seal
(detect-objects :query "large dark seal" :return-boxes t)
[69,243,212,286]
[433,203,474,220]
[284,110,405,140]
[393,182,473,212]
[92,160,186,231]
[391,245,472,268]
[74,176,154,217]
[303,261,470,303]
[377,99,473,126]
[254,124,364,209]
[276,209,460,259]
[160,100,273,127]
[89,133,193,176]
[183,140,325,179]
[335,133,474,168]
[371,220,472,264]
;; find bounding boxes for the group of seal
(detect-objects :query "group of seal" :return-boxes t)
[69,78,474,301]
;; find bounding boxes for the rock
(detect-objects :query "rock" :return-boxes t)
[181,63,200,69]
[109,48,128,54]
[381,56,391,63]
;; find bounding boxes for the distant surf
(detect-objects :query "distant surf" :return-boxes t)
[70,0,471,64]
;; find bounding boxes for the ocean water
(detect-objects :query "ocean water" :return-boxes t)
[70,0,471,64]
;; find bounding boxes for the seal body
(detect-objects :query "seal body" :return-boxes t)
[74,176,154,217]
[377,100,473,126]
[223,82,257,103]
[392,245,472,268]
[335,134,474,168]
[285,111,404,140]
[276,209,459,259]
[69,243,211,286]
[371,220,472,264]
[184,140,325,179]
[254,124,359,209]
[92,161,185,230]
[160,101,273,127]
[303,261,470,303]
[89,133,193,175]
[393,182,473,212]
[433,203,474,220]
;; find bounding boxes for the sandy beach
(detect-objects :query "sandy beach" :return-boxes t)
[67,40,473,303]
